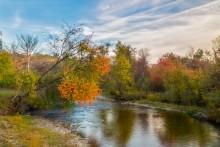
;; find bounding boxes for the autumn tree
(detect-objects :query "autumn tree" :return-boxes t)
[57,43,110,105]
[10,24,110,110]
[150,53,178,92]
[213,36,220,65]
[211,36,220,89]
[150,53,187,104]
[133,48,150,92]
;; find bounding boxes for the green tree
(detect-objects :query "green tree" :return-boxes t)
[109,42,134,99]
[112,55,132,98]
[0,51,16,88]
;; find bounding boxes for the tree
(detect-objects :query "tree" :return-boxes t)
[57,43,110,105]
[108,42,134,99]
[212,36,220,66]
[112,55,132,99]
[12,24,110,110]
[164,62,187,104]
[17,34,39,72]
[150,53,178,92]
[207,36,220,90]
[114,41,135,65]
[0,51,16,88]
[133,49,150,92]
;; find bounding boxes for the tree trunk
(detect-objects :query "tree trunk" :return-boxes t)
[27,54,30,72]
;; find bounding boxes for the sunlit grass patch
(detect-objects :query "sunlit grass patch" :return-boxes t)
[0,88,18,112]
[0,88,18,98]
[0,115,77,146]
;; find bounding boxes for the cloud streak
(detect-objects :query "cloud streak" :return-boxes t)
[88,0,220,63]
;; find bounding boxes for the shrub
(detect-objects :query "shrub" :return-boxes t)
[205,91,220,109]
[207,109,220,123]
[122,91,146,101]
[147,92,166,102]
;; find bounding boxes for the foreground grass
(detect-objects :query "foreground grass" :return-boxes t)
[0,89,87,146]
[0,115,85,146]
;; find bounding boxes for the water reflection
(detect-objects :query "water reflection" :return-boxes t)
[38,100,220,147]
[137,112,149,133]
[155,112,217,147]
[97,109,136,147]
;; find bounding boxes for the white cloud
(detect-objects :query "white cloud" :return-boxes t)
[89,0,220,63]
[82,26,93,35]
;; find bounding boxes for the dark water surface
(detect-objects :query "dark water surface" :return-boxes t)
[39,99,220,147]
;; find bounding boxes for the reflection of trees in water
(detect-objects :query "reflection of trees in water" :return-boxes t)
[137,113,149,133]
[99,109,136,147]
[116,110,136,147]
[99,110,115,139]
[155,112,213,147]
[97,108,219,147]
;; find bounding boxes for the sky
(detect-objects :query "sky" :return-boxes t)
[0,0,220,63]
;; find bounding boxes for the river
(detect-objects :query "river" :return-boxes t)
[38,99,220,147]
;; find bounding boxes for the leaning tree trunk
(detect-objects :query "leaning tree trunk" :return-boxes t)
[10,92,30,113]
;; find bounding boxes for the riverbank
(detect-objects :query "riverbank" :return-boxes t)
[129,100,220,123]
[99,96,220,123]
[0,115,88,146]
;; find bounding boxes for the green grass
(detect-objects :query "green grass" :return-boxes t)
[0,115,77,146]
[0,88,18,113]
[0,89,83,146]
[0,88,18,98]
[133,99,207,114]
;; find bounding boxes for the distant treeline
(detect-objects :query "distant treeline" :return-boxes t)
[101,37,220,122]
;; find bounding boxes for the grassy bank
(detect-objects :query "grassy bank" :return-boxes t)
[102,92,220,124]
[124,98,220,123]
[0,89,88,146]
[0,115,88,146]
[131,99,207,114]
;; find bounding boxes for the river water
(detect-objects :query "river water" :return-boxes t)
[39,99,220,147]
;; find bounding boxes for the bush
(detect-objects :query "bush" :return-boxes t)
[207,109,220,123]
[205,91,220,109]
[16,72,37,92]
[147,92,167,102]
[16,72,39,108]
[122,91,146,101]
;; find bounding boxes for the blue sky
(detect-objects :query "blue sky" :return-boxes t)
[1,0,220,62]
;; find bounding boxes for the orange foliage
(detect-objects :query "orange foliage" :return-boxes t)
[58,77,100,106]
[90,56,110,76]
[58,45,110,106]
